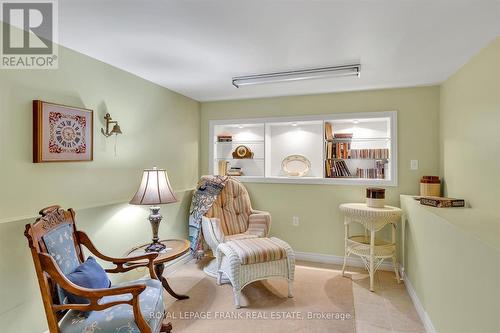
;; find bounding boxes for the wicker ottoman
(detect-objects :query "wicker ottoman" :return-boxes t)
[216,237,295,308]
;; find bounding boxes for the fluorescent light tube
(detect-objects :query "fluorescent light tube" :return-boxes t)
[232,64,360,88]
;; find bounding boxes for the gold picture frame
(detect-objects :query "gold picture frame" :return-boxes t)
[33,100,94,163]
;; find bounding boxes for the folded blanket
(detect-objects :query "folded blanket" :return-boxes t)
[188,176,228,256]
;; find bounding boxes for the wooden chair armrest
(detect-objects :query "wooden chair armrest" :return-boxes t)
[77,231,158,279]
[39,253,154,333]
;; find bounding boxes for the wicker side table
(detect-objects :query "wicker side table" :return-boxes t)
[339,203,402,291]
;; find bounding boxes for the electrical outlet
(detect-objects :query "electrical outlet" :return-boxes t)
[410,160,419,170]
[292,216,300,226]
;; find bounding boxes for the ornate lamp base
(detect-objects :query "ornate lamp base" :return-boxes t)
[145,241,166,253]
[145,206,166,253]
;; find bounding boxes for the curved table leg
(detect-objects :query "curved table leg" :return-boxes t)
[160,321,172,333]
[155,263,189,300]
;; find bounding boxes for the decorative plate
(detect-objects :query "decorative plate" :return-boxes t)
[281,154,311,177]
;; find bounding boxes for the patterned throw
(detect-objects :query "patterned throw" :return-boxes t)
[225,238,287,265]
[188,176,229,256]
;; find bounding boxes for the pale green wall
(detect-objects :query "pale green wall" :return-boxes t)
[401,195,499,333]
[440,37,500,217]
[200,87,441,255]
[0,44,200,332]
[402,38,500,333]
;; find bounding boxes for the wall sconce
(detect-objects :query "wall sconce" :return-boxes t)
[101,113,122,137]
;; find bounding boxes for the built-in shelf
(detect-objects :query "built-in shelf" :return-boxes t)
[325,137,391,142]
[325,158,390,161]
[214,158,265,161]
[209,111,397,185]
[215,141,265,144]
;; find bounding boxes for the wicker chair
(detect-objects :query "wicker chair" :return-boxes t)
[201,177,271,277]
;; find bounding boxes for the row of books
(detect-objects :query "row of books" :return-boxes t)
[350,148,389,159]
[326,146,389,160]
[356,161,386,179]
[325,133,353,159]
[325,160,352,178]
[326,142,350,159]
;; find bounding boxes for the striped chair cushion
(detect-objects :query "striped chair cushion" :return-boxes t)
[225,238,286,265]
[205,178,252,236]
[225,233,258,241]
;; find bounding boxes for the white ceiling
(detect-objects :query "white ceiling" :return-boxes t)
[59,0,500,101]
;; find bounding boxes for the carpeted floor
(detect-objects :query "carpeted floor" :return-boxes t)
[162,258,425,333]
[163,258,356,333]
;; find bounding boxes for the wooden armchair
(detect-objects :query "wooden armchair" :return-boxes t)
[25,205,172,333]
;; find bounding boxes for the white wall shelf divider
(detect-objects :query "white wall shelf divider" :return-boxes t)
[208,111,397,186]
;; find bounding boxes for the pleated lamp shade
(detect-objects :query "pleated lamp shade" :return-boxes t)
[129,168,178,205]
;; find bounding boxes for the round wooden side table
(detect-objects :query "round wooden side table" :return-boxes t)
[125,239,190,300]
[339,203,402,291]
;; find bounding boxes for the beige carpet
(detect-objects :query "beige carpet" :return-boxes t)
[163,258,356,333]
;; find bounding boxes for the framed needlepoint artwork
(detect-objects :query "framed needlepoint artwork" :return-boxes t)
[33,100,94,163]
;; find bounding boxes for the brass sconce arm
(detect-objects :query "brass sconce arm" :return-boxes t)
[101,113,122,137]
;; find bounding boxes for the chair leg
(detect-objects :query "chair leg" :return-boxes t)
[392,256,401,283]
[369,230,375,292]
[160,321,172,333]
[234,289,241,309]
[217,271,223,285]
[342,252,349,277]
[342,224,349,277]
[288,280,294,298]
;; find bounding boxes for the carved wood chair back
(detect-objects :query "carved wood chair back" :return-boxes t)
[25,205,84,331]
[25,205,170,333]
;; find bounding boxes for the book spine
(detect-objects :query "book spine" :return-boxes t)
[420,198,465,208]
[419,198,440,207]
[451,200,465,207]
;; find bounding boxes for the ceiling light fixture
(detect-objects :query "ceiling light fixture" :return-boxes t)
[232,64,360,88]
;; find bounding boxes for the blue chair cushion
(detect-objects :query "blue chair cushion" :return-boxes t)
[42,224,82,304]
[64,256,111,304]
[43,224,81,275]
[59,278,164,333]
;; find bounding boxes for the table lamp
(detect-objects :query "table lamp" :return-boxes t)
[130,167,178,252]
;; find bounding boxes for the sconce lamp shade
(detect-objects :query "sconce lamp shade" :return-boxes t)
[130,168,178,205]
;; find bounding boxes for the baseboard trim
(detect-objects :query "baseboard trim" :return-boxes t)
[294,251,396,271]
[163,252,194,277]
[403,274,437,333]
